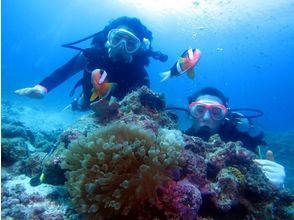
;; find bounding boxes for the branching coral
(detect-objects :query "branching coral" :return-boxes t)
[61,124,184,219]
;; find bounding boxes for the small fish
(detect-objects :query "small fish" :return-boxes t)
[39,172,45,182]
[90,69,116,101]
[29,144,57,186]
[30,172,45,186]
[160,48,201,82]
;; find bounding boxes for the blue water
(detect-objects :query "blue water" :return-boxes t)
[2,0,294,131]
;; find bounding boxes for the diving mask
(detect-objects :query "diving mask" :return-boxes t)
[107,28,142,54]
[189,101,228,121]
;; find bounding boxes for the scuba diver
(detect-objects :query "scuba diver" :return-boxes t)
[167,87,286,189]
[15,16,168,111]
[185,87,264,151]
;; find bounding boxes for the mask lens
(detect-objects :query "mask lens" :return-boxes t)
[189,102,227,121]
[126,38,140,51]
[210,106,225,120]
[108,29,141,53]
[194,104,206,118]
[110,34,123,46]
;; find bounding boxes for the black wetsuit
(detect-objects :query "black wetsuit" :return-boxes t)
[38,46,150,110]
[184,119,265,153]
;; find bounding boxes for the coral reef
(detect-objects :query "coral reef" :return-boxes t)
[1,101,76,219]
[1,101,63,168]
[1,89,294,219]
[41,86,177,186]
[59,87,293,219]
[155,178,202,220]
[186,134,293,220]
[1,137,29,166]
[1,173,77,219]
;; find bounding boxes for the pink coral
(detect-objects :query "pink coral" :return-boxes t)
[156,179,202,220]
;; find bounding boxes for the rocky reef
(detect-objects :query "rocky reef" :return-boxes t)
[1,101,77,219]
[2,87,294,219]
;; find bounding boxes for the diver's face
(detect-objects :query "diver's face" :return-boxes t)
[190,95,227,134]
[106,26,140,63]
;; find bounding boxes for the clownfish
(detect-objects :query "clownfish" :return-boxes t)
[90,69,116,101]
[160,48,201,82]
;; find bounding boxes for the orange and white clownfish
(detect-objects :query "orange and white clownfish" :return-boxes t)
[160,48,201,82]
[90,69,117,101]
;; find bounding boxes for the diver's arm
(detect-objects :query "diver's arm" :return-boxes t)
[15,52,87,99]
[39,52,87,92]
[14,84,48,99]
[218,115,265,153]
[228,112,265,148]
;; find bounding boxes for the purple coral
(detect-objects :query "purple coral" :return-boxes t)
[179,149,207,188]
[59,128,83,147]
[156,179,202,220]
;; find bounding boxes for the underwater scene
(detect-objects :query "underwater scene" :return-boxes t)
[2,0,294,219]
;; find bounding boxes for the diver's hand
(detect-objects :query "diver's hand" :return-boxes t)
[234,112,262,138]
[14,85,47,99]
[235,116,250,133]
[254,150,286,189]
[234,112,250,133]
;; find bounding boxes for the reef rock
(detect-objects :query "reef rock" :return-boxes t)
[1,101,62,170]
[57,87,203,219]
[19,87,293,219]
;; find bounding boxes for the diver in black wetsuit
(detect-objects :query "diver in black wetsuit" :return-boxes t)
[15,16,168,110]
[184,87,285,188]
[185,87,265,152]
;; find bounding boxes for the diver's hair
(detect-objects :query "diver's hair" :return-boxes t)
[91,16,153,47]
[91,16,154,66]
[188,87,229,107]
[105,16,153,41]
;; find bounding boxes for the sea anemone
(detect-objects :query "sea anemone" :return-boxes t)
[62,123,183,219]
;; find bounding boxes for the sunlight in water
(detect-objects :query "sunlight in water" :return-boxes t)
[115,0,233,33]
[118,0,195,12]
[115,0,289,22]
[116,0,224,17]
